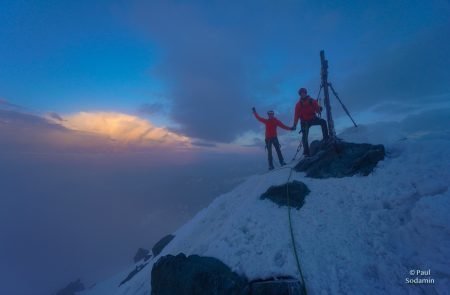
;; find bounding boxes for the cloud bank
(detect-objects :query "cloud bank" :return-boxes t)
[339,23,450,111]
[51,111,190,147]
[0,106,263,295]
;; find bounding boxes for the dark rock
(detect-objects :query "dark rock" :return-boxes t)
[134,247,151,263]
[151,253,249,295]
[250,277,305,295]
[295,140,385,178]
[309,140,323,157]
[260,181,310,210]
[119,263,148,286]
[55,279,85,295]
[152,234,175,256]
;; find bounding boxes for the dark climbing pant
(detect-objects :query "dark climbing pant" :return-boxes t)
[301,117,329,155]
[265,137,285,169]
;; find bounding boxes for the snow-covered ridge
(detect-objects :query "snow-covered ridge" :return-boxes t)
[81,118,450,295]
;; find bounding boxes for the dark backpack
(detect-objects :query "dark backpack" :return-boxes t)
[299,97,314,106]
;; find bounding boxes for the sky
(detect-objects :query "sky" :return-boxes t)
[0,1,449,294]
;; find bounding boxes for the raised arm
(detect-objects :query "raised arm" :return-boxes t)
[252,108,267,124]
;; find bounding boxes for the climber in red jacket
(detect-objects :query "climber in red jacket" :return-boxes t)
[252,107,292,170]
[292,87,329,156]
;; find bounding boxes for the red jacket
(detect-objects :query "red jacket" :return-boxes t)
[293,96,320,126]
[253,111,291,139]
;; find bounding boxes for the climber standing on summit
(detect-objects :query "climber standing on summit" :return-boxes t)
[292,87,329,156]
[252,107,292,170]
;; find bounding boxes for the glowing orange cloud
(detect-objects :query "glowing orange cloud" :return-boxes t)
[49,112,190,147]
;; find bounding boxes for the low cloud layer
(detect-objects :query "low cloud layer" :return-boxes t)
[0,108,191,155]
[0,107,263,295]
[0,108,106,153]
[50,111,190,146]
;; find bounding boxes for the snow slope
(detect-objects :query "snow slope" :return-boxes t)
[81,118,450,295]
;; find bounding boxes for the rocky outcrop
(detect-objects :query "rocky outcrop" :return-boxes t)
[295,140,385,178]
[151,253,248,295]
[133,248,151,263]
[152,234,175,256]
[151,254,306,295]
[55,279,85,295]
[260,181,310,209]
[119,263,148,286]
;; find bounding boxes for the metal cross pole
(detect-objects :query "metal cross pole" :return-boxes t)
[328,83,358,128]
[320,50,336,139]
[316,84,323,118]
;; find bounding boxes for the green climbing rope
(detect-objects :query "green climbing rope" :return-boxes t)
[286,167,308,295]
[262,164,308,294]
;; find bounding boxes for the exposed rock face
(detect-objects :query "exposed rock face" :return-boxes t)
[151,253,249,295]
[119,263,148,286]
[260,181,310,209]
[133,247,151,263]
[295,140,385,178]
[55,279,85,295]
[152,234,175,256]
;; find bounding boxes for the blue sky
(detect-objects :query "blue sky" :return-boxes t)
[1,1,161,113]
[0,1,449,294]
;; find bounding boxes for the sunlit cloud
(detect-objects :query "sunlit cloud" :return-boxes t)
[48,111,190,146]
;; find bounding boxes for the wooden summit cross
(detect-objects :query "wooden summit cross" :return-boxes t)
[319,50,357,141]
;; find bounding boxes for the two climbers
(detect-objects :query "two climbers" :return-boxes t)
[253,87,330,170]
